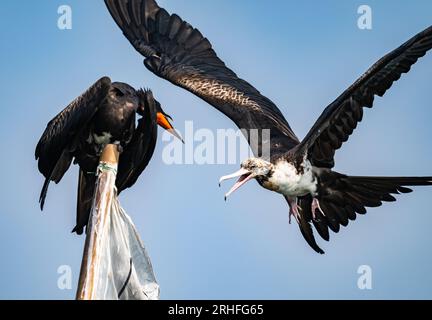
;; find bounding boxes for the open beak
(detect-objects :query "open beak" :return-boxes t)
[219,168,254,201]
[157,112,184,143]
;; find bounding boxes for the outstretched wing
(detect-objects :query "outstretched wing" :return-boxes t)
[295,26,432,168]
[35,77,111,208]
[116,90,158,194]
[104,0,299,156]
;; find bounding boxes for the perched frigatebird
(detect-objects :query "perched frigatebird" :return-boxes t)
[105,0,432,253]
[36,76,182,234]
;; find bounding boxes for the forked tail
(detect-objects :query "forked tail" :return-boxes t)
[296,171,432,254]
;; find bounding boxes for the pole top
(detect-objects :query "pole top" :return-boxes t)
[100,144,120,165]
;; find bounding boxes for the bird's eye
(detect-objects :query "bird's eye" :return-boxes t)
[113,88,125,97]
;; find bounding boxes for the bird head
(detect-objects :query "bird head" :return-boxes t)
[219,158,274,200]
[138,89,184,143]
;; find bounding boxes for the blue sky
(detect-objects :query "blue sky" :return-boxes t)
[0,0,431,299]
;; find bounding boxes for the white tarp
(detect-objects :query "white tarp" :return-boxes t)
[77,163,159,300]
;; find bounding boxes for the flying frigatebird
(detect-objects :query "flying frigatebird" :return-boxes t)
[36,76,182,234]
[104,0,432,253]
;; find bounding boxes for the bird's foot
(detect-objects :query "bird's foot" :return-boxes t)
[115,143,124,154]
[287,197,301,224]
[311,198,325,220]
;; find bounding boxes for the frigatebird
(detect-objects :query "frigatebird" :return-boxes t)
[105,0,432,253]
[36,76,182,234]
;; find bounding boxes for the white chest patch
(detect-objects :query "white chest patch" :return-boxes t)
[93,132,113,145]
[268,160,317,197]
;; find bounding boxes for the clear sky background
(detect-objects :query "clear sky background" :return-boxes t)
[0,0,431,300]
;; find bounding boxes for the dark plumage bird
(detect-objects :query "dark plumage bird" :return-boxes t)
[105,0,432,254]
[36,76,181,234]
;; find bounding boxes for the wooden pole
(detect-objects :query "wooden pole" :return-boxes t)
[76,144,119,300]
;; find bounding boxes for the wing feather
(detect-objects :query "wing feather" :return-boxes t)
[105,0,299,156]
[296,26,432,168]
[116,90,158,193]
[35,77,111,179]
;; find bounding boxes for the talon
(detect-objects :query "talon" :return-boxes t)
[287,197,301,224]
[311,198,325,220]
[116,144,124,153]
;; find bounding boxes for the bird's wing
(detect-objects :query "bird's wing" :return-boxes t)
[104,0,299,156]
[35,77,111,178]
[116,90,158,194]
[297,174,432,254]
[35,77,111,209]
[294,26,432,168]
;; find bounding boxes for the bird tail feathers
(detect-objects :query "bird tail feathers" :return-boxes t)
[72,169,97,235]
[39,150,73,211]
[296,171,432,254]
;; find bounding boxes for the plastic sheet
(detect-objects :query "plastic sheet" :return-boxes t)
[77,162,159,300]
